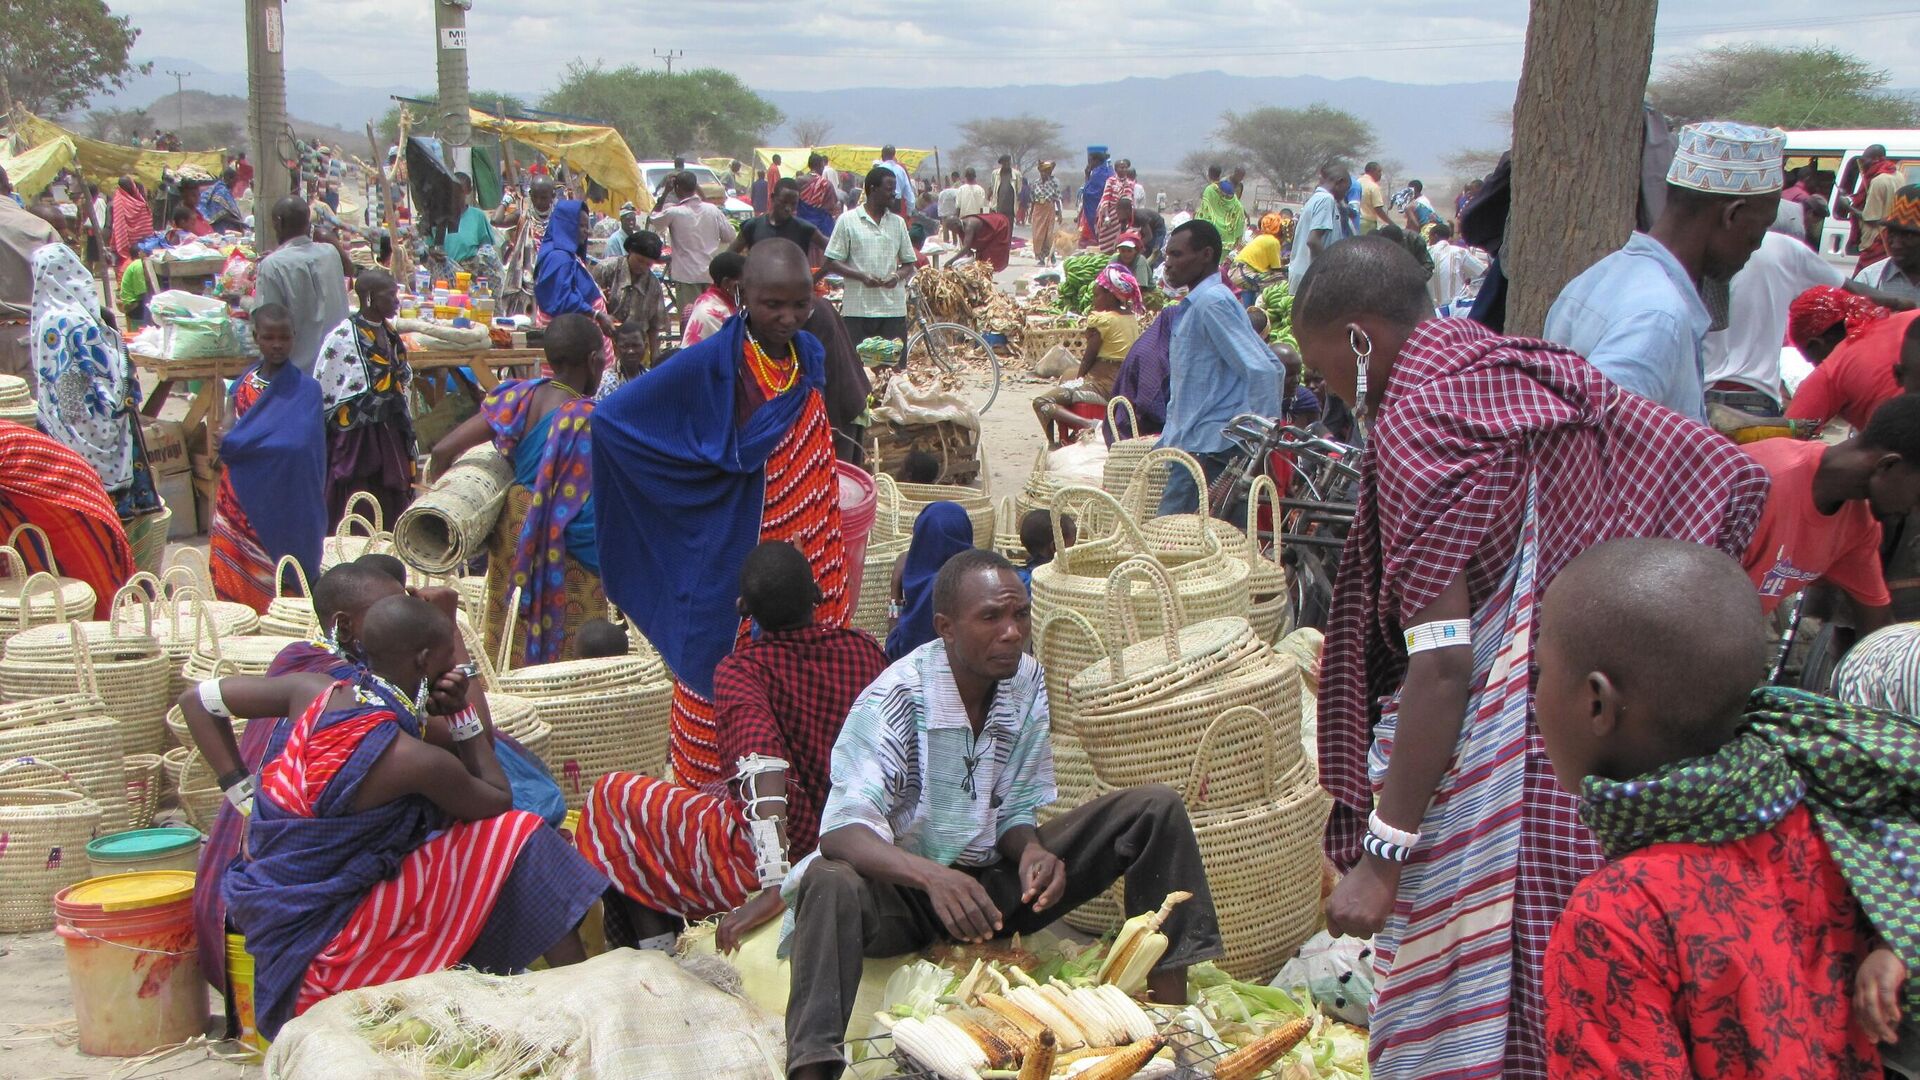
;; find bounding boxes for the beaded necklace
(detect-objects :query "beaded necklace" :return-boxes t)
[745,334,799,396]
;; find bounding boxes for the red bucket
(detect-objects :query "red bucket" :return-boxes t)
[837,462,877,604]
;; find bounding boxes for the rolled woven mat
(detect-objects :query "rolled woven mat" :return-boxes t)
[395,447,515,575]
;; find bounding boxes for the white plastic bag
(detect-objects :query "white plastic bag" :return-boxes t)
[1045,435,1108,487]
[1033,344,1077,379]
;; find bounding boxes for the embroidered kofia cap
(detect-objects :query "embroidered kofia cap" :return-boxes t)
[1666,121,1786,195]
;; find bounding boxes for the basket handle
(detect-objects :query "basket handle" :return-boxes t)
[1035,609,1106,738]
[64,619,103,701]
[1123,447,1209,523]
[1246,474,1285,571]
[1049,485,1148,568]
[0,543,25,583]
[6,522,62,576]
[0,753,87,796]
[335,511,379,544]
[108,580,158,639]
[275,554,314,602]
[164,548,216,598]
[1100,556,1187,679]
[1179,705,1278,806]
[457,611,503,689]
[13,572,72,632]
[342,490,386,534]
[874,472,902,537]
[1105,394,1140,437]
[496,585,522,674]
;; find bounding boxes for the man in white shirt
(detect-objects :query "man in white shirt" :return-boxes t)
[1853,186,1920,305]
[648,171,737,311]
[1424,222,1489,316]
[1703,205,1844,412]
[936,173,960,241]
[954,168,989,219]
[823,167,918,346]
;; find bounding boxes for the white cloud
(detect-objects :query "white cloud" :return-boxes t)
[108,0,1920,94]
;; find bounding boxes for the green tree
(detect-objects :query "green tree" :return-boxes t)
[1217,104,1375,196]
[953,114,1069,173]
[540,63,780,160]
[379,92,528,147]
[1650,44,1919,129]
[0,0,148,116]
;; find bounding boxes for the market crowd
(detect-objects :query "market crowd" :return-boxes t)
[5,111,1920,1080]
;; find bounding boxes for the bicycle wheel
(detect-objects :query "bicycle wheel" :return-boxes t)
[903,322,1001,414]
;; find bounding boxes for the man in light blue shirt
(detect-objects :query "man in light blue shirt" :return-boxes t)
[1158,219,1282,517]
[1291,163,1353,289]
[1545,120,1786,420]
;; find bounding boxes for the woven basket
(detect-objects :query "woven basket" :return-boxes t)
[256,555,322,638]
[1100,397,1162,504]
[1030,486,1250,681]
[990,496,1026,561]
[1,615,171,756]
[320,492,397,571]
[157,555,276,638]
[848,534,910,641]
[1068,559,1303,806]
[124,506,173,579]
[0,529,97,641]
[0,756,103,932]
[183,634,305,685]
[1190,759,1332,981]
[872,474,996,549]
[1011,447,1062,527]
[161,745,191,788]
[489,692,552,766]
[0,373,32,420]
[124,753,164,829]
[117,576,263,703]
[0,693,130,833]
[1021,325,1087,358]
[1243,476,1291,644]
[1034,608,1124,936]
[165,704,251,748]
[395,446,514,576]
[457,576,490,638]
[175,747,224,830]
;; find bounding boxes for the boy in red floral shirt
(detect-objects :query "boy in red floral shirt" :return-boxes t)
[1535,538,1916,1079]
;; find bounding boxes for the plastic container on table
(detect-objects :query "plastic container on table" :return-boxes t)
[54,871,206,1057]
[836,462,877,604]
[85,826,203,876]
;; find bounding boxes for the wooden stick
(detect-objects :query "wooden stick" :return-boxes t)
[367,120,408,284]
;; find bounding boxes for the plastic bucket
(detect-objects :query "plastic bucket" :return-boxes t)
[226,933,266,1053]
[86,827,203,877]
[53,871,206,1056]
[836,463,878,605]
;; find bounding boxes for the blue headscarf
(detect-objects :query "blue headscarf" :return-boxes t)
[534,200,601,317]
[220,361,327,579]
[885,501,976,661]
[592,314,826,699]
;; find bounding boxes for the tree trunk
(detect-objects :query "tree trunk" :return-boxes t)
[1505,0,1658,336]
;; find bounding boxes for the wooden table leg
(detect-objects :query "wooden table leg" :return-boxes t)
[141,379,176,418]
[467,355,501,391]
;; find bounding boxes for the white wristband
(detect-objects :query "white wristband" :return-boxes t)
[198,679,232,718]
[225,774,256,815]
[447,707,485,742]
[1404,619,1471,655]
[1369,809,1422,850]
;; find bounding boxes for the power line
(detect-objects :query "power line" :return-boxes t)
[653,49,684,75]
[164,69,189,131]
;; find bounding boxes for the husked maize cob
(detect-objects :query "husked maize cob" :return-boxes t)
[1098,891,1193,994]
[1210,1017,1313,1080]
[947,1011,1018,1068]
[1008,985,1088,1050]
[889,1016,984,1080]
[1072,1035,1165,1080]
[1095,984,1157,1043]
[1016,1029,1057,1080]
[979,993,1049,1046]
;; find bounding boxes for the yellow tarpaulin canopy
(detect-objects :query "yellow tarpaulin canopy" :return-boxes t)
[755,146,933,175]
[0,136,76,197]
[11,112,224,189]
[469,111,650,213]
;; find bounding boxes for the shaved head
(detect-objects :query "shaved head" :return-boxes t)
[743,238,812,291]
[742,238,816,354]
[1537,538,1768,790]
[360,594,456,665]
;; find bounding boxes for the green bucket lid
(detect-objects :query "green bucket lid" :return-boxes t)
[86,826,204,862]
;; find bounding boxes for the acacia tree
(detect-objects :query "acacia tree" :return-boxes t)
[1217,104,1374,195]
[1506,0,1657,336]
[542,63,780,160]
[1650,44,1919,129]
[954,114,1069,173]
[0,0,147,115]
[788,117,834,147]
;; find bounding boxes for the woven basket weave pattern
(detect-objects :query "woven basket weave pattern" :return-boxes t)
[0,756,103,932]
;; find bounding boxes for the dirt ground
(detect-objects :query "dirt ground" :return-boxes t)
[0,247,1067,1080]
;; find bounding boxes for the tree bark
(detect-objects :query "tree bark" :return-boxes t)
[1505,0,1659,336]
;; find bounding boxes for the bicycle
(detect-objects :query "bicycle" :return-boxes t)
[1212,415,1362,630]
[901,281,1002,414]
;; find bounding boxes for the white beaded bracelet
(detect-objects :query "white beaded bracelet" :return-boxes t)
[447,707,485,743]
[1368,809,1422,850]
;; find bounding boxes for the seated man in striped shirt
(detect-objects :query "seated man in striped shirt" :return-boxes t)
[575,541,887,951]
[784,549,1224,1080]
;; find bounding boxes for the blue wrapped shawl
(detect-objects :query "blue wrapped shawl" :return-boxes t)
[533,200,601,317]
[222,362,327,580]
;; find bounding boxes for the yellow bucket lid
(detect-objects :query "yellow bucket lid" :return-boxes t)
[65,870,195,911]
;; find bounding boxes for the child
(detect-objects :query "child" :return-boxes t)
[576,617,630,659]
[1739,394,1920,632]
[163,204,197,246]
[1536,537,1912,1078]
[901,450,942,485]
[1032,265,1145,447]
[1017,509,1076,590]
[594,322,651,402]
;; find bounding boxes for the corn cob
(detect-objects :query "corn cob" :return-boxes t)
[1016,1029,1056,1080]
[947,1011,1018,1068]
[1210,1017,1313,1080]
[1095,984,1158,1043]
[1073,985,1134,1045]
[889,1017,984,1080]
[1007,985,1088,1050]
[925,1014,990,1072]
[1042,983,1116,1046]
[1097,891,1193,994]
[966,1007,1033,1061]
[978,993,1050,1046]
[1072,1035,1165,1080]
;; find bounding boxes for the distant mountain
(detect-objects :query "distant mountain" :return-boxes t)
[762,71,1517,181]
[129,90,362,152]
[82,63,1515,182]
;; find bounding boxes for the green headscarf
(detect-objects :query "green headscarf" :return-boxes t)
[1582,686,1920,1010]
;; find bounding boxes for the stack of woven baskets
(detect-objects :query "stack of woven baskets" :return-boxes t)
[1101,397,1164,508]
[0,756,103,931]
[117,574,263,701]
[321,492,399,574]
[1,609,170,756]
[0,527,98,652]
[259,555,323,637]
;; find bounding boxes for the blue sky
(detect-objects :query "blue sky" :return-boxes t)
[109,1,1920,93]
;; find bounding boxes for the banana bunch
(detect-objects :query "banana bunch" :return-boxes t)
[1098,891,1194,995]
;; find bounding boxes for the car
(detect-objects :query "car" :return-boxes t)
[637,161,754,224]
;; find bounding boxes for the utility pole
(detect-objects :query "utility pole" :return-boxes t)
[434,0,472,162]
[166,69,189,133]
[243,0,291,215]
[653,49,684,75]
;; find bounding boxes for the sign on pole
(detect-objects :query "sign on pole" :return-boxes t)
[440,26,468,50]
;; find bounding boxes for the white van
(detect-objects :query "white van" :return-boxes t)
[1782,129,1920,268]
